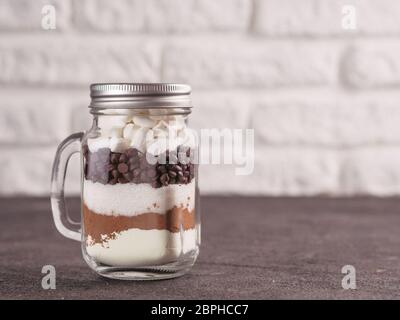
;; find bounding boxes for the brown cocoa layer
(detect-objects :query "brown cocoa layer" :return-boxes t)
[83,203,196,244]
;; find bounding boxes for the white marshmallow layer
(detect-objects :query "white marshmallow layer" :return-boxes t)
[83,179,196,216]
[88,114,196,154]
[86,227,198,267]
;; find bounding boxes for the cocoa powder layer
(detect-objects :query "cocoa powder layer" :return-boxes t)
[83,203,196,244]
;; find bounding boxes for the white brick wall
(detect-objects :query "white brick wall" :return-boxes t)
[163,41,338,88]
[253,0,400,36]
[1,0,400,196]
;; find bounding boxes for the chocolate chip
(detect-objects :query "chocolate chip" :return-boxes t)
[118,177,128,184]
[110,154,120,164]
[151,180,161,188]
[160,173,170,186]
[128,156,138,165]
[132,177,140,184]
[123,172,133,181]
[133,168,141,177]
[168,170,177,178]
[109,178,118,185]
[129,163,139,171]
[147,168,157,178]
[140,171,148,181]
[117,163,128,174]
[177,175,187,184]
[173,165,183,172]
[119,154,127,163]
[157,165,167,174]
[111,169,119,178]
[126,148,139,158]
[107,164,114,172]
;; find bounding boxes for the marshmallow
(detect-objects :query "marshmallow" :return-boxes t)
[152,121,169,139]
[179,128,197,149]
[145,129,155,145]
[109,127,123,138]
[110,138,130,153]
[168,116,186,131]
[98,116,128,130]
[146,138,169,156]
[93,115,193,154]
[87,137,110,152]
[147,136,183,156]
[123,123,139,140]
[130,127,149,153]
[98,116,127,139]
[132,116,156,128]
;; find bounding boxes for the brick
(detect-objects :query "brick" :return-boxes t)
[163,41,338,89]
[72,0,144,32]
[253,0,400,36]
[253,95,400,147]
[199,147,340,195]
[0,42,160,86]
[145,0,250,33]
[341,147,400,196]
[343,42,400,88]
[72,0,250,33]
[0,96,69,145]
[191,92,251,130]
[254,147,340,196]
[0,0,70,31]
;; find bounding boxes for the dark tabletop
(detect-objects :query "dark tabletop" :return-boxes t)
[1,196,400,300]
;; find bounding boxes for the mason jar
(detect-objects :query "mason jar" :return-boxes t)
[51,83,200,280]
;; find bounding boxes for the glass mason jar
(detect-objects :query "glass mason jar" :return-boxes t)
[51,83,200,280]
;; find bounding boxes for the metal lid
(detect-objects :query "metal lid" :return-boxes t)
[89,83,192,109]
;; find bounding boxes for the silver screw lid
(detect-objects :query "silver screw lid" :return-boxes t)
[89,83,192,109]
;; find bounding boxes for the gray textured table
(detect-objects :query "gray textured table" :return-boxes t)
[1,196,400,299]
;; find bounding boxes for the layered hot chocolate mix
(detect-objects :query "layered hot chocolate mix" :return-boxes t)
[82,114,198,266]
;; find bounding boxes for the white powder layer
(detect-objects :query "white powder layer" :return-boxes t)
[86,228,198,267]
[83,179,195,216]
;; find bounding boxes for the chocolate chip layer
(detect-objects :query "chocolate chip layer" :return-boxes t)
[83,145,196,187]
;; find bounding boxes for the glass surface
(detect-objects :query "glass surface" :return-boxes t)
[52,108,200,280]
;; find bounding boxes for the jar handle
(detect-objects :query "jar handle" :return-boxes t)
[50,132,84,241]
